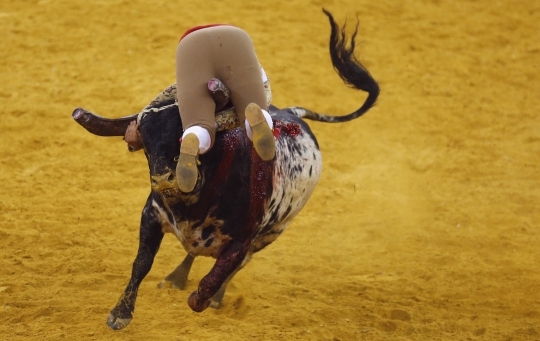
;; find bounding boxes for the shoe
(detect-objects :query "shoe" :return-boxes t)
[176,133,199,193]
[245,103,275,161]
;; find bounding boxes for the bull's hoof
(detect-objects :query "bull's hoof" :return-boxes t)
[107,313,132,330]
[188,291,211,313]
[208,285,226,309]
[209,298,222,309]
[158,277,185,290]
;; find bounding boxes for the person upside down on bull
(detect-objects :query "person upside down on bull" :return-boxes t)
[124,24,276,193]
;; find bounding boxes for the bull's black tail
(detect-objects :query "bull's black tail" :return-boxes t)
[289,9,380,123]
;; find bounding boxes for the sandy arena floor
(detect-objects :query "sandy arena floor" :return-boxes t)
[1,0,539,340]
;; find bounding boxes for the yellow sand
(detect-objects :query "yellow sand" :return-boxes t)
[1,0,539,340]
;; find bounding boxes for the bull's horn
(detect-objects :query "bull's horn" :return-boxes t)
[208,78,230,111]
[72,107,138,137]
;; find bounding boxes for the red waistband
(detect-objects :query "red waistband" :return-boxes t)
[179,24,233,42]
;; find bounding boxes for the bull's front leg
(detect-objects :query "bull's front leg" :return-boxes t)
[107,193,165,330]
[188,240,252,312]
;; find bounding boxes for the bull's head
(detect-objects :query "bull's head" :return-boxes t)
[71,79,267,205]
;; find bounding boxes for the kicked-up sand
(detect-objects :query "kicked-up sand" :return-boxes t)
[0,0,539,340]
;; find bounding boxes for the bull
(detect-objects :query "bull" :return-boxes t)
[72,10,379,330]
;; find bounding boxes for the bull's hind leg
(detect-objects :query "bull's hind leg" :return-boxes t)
[157,252,246,309]
[107,193,165,330]
[188,240,253,312]
[158,253,195,290]
[208,253,252,309]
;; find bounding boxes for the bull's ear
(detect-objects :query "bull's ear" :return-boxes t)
[128,145,143,152]
[126,135,144,152]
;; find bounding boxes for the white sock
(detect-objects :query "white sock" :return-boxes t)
[245,109,273,141]
[182,126,211,154]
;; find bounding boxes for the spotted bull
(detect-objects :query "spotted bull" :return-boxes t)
[72,10,379,330]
